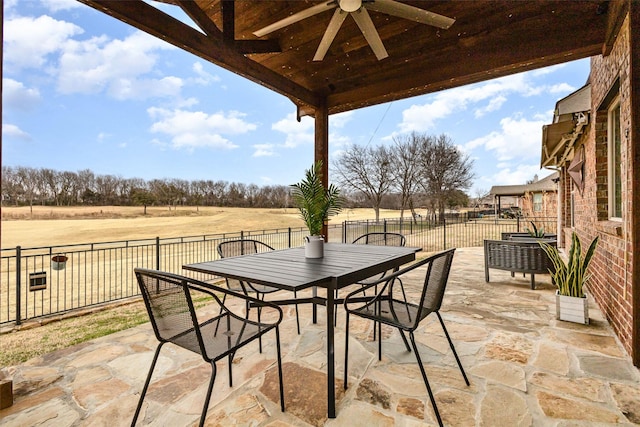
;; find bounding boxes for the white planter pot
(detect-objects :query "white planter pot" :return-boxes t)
[304,236,324,258]
[555,291,589,324]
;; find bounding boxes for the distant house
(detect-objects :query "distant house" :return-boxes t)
[489,172,559,219]
[539,7,638,367]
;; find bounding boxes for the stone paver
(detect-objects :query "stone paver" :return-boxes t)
[1,247,639,426]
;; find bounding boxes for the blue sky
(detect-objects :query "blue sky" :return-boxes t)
[2,0,590,196]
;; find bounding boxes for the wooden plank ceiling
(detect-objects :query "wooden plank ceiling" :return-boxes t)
[78,0,618,117]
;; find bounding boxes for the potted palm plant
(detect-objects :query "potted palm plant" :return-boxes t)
[539,231,599,324]
[291,161,343,258]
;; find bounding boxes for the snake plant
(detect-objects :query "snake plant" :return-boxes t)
[539,232,599,298]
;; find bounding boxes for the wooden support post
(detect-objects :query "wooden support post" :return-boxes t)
[314,98,330,240]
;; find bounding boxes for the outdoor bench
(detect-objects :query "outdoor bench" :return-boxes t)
[484,239,556,290]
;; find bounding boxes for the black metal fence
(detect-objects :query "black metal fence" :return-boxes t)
[1,215,555,325]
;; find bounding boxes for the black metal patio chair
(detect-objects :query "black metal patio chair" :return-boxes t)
[339,232,408,329]
[133,268,285,427]
[217,239,300,335]
[343,248,469,427]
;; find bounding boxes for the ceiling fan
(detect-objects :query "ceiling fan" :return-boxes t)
[253,0,455,61]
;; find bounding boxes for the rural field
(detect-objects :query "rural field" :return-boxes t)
[1,205,406,249]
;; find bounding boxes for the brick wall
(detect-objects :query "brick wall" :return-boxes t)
[577,15,634,358]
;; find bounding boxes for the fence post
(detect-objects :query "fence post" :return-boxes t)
[517,216,521,232]
[342,221,346,243]
[15,246,22,325]
[288,228,292,248]
[384,219,387,233]
[155,237,160,270]
[443,217,447,250]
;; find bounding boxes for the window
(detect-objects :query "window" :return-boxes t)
[533,193,543,212]
[608,97,622,219]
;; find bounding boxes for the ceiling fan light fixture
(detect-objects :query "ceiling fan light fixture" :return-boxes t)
[339,0,362,13]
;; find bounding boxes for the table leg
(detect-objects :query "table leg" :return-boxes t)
[312,286,318,324]
[326,280,336,418]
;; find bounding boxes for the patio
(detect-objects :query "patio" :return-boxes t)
[2,246,639,426]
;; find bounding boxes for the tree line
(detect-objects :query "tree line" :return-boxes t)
[2,133,474,217]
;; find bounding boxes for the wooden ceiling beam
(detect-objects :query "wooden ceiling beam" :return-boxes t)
[326,10,608,113]
[77,0,317,107]
[602,0,629,55]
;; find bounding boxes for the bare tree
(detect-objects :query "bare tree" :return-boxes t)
[417,134,474,223]
[1,166,22,206]
[15,167,40,214]
[391,133,422,221]
[333,144,394,221]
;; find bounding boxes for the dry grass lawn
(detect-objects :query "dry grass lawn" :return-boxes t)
[1,205,404,248]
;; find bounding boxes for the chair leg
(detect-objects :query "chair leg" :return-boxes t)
[275,326,285,412]
[409,333,443,427]
[399,330,411,352]
[436,312,470,386]
[199,362,217,427]
[344,312,350,390]
[227,353,233,387]
[132,342,165,426]
[257,293,264,353]
[294,290,300,334]
[334,289,339,326]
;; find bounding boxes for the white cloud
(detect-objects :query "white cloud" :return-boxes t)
[272,113,314,148]
[57,31,180,100]
[474,95,507,118]
[147,108,256,150]
[4,15,83,70]
[549,83,575,94]
[531,63,566,76]
[2,123,31,140]
[330,111,354,129]
[2,78,41,110]
[465,114,546,162]
[108,76,183,100]
[482,164,544,186]
[253,144,276,157]
[192,62,221,85]
[42,0,83,12]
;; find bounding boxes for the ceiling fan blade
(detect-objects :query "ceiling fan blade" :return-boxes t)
[314,9,348,61]
[351,8,388,60]
[254,1,336,37]
[366,0,455,29]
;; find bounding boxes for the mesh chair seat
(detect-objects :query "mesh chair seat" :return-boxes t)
[133,268,285,427]
[343,249,469,427]
[349,298,430,330]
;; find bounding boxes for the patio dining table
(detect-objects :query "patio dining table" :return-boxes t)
[183,242,420,418]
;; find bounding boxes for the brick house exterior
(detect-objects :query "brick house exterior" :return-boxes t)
[489,173,558,229]
[541,5,639,367]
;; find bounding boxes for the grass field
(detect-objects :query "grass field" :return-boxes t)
[1,205,407,249]
[0,205,410,367]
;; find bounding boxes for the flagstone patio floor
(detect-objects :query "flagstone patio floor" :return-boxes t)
[2,247,640,426]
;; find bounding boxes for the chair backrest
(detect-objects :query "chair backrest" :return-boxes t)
[217,240,275,293]
[135,268,205,356]
[419,248,456,315]
[217,239,275,258]
[352,232,406,247]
